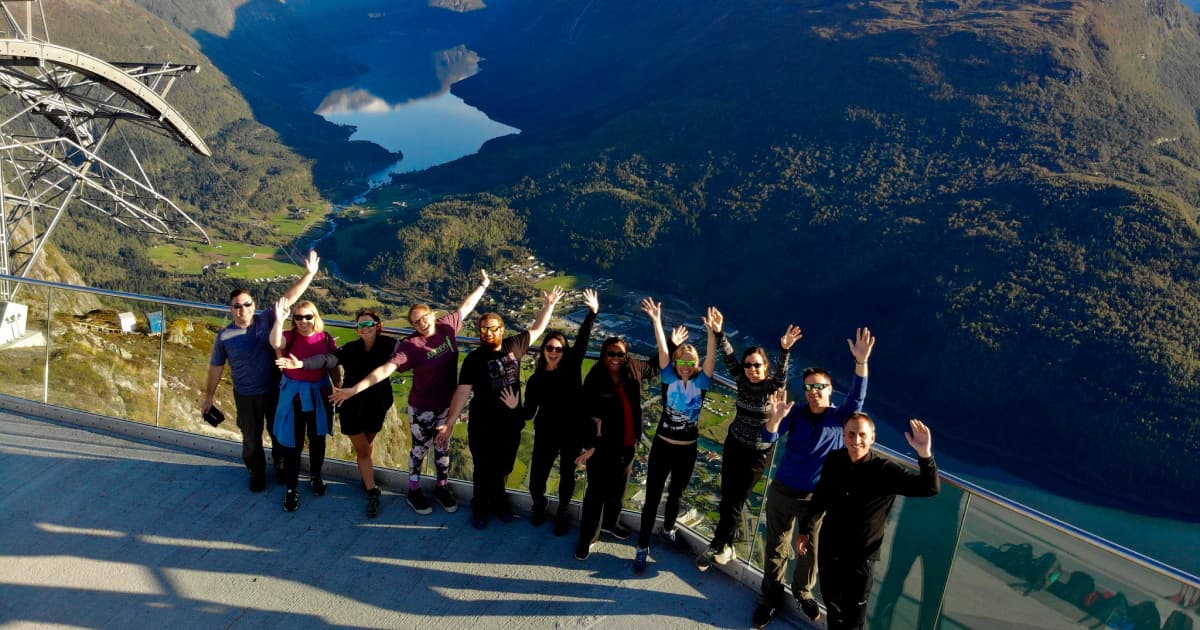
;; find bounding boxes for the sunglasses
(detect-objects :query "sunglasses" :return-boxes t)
[804,382,830,392]
[675,359,697,367]
[743,362,764,369]
[232,302,254,309]
[606,351,627,358]
[293,314,315,321]
[480,325,502,333]
[543,346,564,354]
[356,320,378,329]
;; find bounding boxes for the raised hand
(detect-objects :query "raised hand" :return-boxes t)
[640,297,662,320]
[769,388,794,420]
[705,307,724,334]
[543,285,564,307]
[273,297,291,322]
[671,324,689,346]
[275,353,302,371]
[780,324,803,349]
[904,419,933,458]
[582,288,599,313]
[499,386,520,410]
[848,327,876,364]
[479,269,491,288]
[303,250,320,275]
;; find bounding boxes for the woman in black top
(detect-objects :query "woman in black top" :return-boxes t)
[278,308,397,518]
[523,288,599,535]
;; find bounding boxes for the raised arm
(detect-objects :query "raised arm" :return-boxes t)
[702,307,718,377]
[848,326,875,379]
[280,250,320,305]
[569,288,600,363]
[641,297,670,369]
[709,307,742,376]
[268,298,290,351]
[526,285,564,344]
[436,384,474,450]
[457,269,491,319]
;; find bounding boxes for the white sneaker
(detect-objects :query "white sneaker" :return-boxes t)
[713,544,735,565]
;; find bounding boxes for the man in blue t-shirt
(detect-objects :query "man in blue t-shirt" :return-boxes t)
[201,251,319,492]
[753,327,875,628]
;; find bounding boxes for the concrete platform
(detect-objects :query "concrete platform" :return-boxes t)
[0,409,789,629]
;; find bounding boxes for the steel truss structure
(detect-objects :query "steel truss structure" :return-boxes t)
[0,0,210,304]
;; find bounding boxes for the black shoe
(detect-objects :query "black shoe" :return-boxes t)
[553,513,570,536]
[799,597,823,621]
[433,484,458,513]
[633,547,649,575]
[575,541,597,561]
[249,473,267,493]
[601,522,632,540]
[753,601,779,628]
[284,490,299,512]
[407,488,433,515]
[310,477,327,497]
[366,488,381,518]
[658,527,689,552]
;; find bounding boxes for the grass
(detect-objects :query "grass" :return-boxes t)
[533,273,594,291]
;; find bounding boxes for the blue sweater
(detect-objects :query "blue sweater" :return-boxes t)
[768,373,867,493]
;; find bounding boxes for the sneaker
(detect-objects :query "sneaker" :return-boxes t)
[283,490,299,512]
[471,514,488,530]
[633,547,649,574]
[575,541,597,561]
[695,547,716,572]
[714,544,735,565]
[799,597,823,621]
[658,527,689,552]
[249,473,267,493]
[753,601,779,628]
[310,477,327,497]
[433,484,458,513]
[601,522,632,540]
[366,488,381,519]
[407,488,433,515]
[553,512,570,537]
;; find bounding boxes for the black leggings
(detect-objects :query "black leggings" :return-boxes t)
[529,426,578,509]
[637,437,697,548]
[283,396,327,491]
[711,436,773,550]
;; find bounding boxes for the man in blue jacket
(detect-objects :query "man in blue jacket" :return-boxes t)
[753,328,875,628]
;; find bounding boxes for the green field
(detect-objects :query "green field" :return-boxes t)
[533,273,594,291]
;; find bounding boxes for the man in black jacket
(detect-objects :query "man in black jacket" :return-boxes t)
[794,413,940,630]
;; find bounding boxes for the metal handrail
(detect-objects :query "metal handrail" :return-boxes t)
[4,272,1197,589]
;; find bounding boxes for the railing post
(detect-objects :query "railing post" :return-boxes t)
[41,284,50,404]
[154,301,166,427]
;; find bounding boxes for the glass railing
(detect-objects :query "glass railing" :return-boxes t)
[0,274,1197,630]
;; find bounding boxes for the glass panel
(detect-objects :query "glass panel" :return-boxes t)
[0,284,49,401]
[941,493,1191,630]
[45,287,160,424]
[157,303,241,439]
[870,485,969,629]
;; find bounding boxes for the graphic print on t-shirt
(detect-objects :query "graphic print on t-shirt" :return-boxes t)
[486,353,521,393]
[425,335,454,361]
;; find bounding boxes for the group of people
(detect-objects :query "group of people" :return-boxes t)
[202,252,940,630]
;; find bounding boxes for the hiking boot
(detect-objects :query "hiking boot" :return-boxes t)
[310,477,327,497]
[249,473,267,493]
[601,522,632,540]
[633,547,649,575]
[575,541,597,561]
[530,497,548,527]
[366,488,381,519]
[714,544,735,565]
[433,484,458,513]
[283,490,299,512]
[407,488,433,515]
[753,601,780,628]
[695,547,716,572]
[658,527,689,552]
[799,597,823,621]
